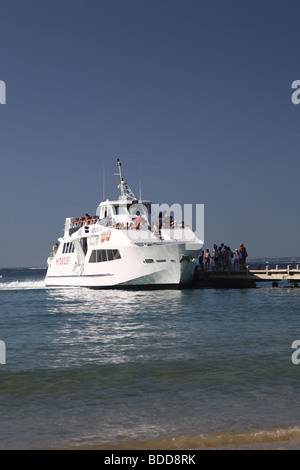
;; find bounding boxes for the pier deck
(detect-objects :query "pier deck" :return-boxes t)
[193,265,300,288]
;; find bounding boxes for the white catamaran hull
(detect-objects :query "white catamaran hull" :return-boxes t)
[45,240,200,288]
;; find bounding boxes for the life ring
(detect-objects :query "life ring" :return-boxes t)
[101,230,111,243]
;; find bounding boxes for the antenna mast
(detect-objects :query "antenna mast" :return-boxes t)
[139,161,142,202]
[114,159,136,200]
[102,161,105,200]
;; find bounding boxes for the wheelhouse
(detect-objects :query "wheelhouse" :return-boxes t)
[96,199,151,226]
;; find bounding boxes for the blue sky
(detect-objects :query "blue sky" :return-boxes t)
[1,0,300,267]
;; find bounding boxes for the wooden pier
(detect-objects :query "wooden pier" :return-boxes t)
[193,265,300,288]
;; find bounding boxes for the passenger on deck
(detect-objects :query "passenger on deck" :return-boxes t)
[152,221,158,233]
[158,212,163,234]
[52,243,59,256]
[85,214,92,225]
[71,218,80,227]
[134,212,142,230]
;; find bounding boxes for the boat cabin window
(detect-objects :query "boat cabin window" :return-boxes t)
[62,242,75,254]
[99,205,116,219]
[80,237,88,255]
[89,249,121,263]
[97,202,150,222]
[115,205,128,216]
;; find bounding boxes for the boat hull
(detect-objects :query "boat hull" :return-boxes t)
[45,242,201,289]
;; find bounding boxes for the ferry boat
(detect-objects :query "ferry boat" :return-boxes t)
[45,160,203,288]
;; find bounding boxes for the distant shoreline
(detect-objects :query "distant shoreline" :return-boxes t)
[248,257,300,263]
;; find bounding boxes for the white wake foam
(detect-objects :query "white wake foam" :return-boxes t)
[0,280,47,290]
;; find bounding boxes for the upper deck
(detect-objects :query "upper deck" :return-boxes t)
[60,158,203,247]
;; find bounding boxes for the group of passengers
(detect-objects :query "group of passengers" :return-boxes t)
[103,212,145,230]
[70,211,187,233]
[151,218,185,233]
[71,214,99,227]
[71,212,146,230]
[199,243,248,271]
[114,220,144,230]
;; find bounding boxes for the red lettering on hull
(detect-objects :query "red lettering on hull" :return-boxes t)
[56,257,70,266]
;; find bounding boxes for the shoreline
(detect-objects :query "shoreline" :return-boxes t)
[56,425,300,451]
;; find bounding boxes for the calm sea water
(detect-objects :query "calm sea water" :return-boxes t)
[1,266,300,450]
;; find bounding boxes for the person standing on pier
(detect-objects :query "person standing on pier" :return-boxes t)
[238,244,248,270]
[199,248,204,271]
[205,249,211,271]
[233,249,240,270]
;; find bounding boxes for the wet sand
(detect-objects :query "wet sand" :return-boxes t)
[62,426,300,450]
